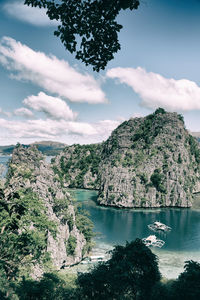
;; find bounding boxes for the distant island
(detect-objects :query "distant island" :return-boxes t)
[0,141,67,156]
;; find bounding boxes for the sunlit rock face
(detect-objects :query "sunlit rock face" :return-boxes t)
[53,109,200,208]
[97,110,200,208]
[4,145,87,276]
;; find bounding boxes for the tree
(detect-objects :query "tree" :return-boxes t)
[16,272,77,300]
[24,0,140,71]
[172,260,200,300]
[0,188,57,284]
[77,239,161,299]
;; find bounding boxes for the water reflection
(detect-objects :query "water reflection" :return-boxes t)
[74,189,200,252]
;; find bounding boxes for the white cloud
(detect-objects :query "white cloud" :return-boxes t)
[0,118,95,139]
[94,120,120,137]
[107,67,200,111]
[23,92,77,120]
[0,107,12,118]
[14,107,34,118]
[0,36,107,104]
[0,117,120,145]
[3,0,59,27]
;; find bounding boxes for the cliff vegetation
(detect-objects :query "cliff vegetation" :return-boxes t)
[53,109,200,208]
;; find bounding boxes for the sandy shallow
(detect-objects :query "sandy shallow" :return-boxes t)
[87,241,200,279]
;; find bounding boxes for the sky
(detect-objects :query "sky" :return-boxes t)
[1,0,200,145]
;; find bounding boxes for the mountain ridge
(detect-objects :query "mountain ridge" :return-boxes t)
[0,141,67,156]
[53,109,200,208]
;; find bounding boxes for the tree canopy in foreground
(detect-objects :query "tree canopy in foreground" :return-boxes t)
[24,0,140,71]
[77,239,161,299]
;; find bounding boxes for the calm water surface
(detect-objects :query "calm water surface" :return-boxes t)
[0,156,11,177]
[73,189,200,279]
[1,156,200,278]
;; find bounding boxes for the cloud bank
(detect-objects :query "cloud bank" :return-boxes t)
[107,67,200,111]
[0,117,120,145]
[3,0,59,27]
[24,92,77,120]
[14,107,34,118]
[0,37,107,104]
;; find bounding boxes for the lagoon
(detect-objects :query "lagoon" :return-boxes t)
[1,156,200,279]
[73,189,200,279]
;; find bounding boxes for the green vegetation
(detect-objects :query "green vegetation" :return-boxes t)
[109,194,115,201]
[187,135,200,164]
[13,272,77,300]
[75,206,94,253]
[24,0,140,71]
[77,239,160,299]
[1,237,200,299]
[170,260,200,300]
[66,235,77,256]
[151,169,166,193]
[57,144,101,188]
[178,114,184,123]
[52,197,75,229]
[0,188,57,284]
[108,185,113,191]
[102,135,120,156]
[139,173,148,184]
[131,109,168,148]
[178,153,182,164]
[122,151,134,167]
[154,107,166,115]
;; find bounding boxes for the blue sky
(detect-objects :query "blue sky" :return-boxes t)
[0,0,200,145]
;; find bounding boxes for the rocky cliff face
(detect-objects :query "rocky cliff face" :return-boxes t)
[53,109,200,208]
[98,110,200,208]
[4,145,90,275]
[53,143,102,190]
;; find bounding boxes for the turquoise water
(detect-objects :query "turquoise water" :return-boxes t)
[1,156,200,278]
[73,189,200,279]
[0,156,11,178]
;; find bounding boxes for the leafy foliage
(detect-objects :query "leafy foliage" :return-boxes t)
[130,111,168,147]
[1,238,200,299]
[75,205,94,253]
[24,0,140,71]
[154,107,166,115]
[150,169,166,193]
[15,272,77,300]
[187,135,200,164]
[52,197,74,228]
[57,144,101,188]
[0,189,57,281]
[66,235,77,256]
[171,260,200,300]
[77,239,161,299]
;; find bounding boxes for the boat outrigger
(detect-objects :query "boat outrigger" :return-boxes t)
[148,221,171,232]
[142,235,165,248]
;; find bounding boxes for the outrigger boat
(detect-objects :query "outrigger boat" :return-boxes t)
[80,254,109,264]
[148,221,171,232]
[142,235,165,248]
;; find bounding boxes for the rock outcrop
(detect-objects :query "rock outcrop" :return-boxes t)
[53,109,200,208]
[4,145,91,275]
[53,143,102,190]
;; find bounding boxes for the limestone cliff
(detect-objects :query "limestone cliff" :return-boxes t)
[4,145,92,274]
[97,109,200,207]
[53,109,200,208]
[53,143,102,190]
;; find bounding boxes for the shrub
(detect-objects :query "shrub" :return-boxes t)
[66,235,77,256]
[151,169,166,193]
